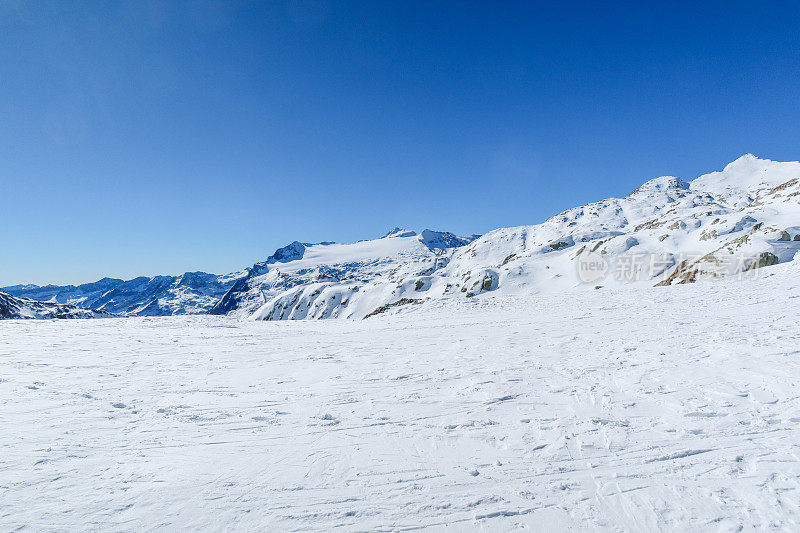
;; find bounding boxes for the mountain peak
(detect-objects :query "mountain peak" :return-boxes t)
[382,227,417,238]
[691,154,800,204]
[628,176,689,197]
[722,153,770,172]
[266,241,307,264]
[419,229,478,251]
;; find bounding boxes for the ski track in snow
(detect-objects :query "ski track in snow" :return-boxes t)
[1,272,799,531]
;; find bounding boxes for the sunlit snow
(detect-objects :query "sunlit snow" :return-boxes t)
[2,262,799,530]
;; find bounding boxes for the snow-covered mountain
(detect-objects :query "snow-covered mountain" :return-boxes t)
[5,154,798,321]
[1,230,475,319]
[1,271,246,316]
[208,229,479,319]
[0,291,113,319]
[433,154,800,297]
[223,154,800,321]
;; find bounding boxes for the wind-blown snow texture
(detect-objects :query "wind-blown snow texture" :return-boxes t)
[2,261,799,530]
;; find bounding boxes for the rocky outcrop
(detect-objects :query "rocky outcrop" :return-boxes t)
[363,298,424,319]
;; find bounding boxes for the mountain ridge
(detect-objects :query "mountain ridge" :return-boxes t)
[0,291,113,320]
[4,154,799,320]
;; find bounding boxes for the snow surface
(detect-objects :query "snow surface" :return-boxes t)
[2,263,799,530]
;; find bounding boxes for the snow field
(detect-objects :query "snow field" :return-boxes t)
[1,265,799,530]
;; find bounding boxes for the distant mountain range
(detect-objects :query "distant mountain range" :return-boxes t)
[2,271,246,316]
[4,154,799,320]
[0,291,113,319]
[1,230,477,319]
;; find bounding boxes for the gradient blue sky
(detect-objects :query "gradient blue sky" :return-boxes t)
[2,0,799,285]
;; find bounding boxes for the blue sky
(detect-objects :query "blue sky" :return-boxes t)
[2,0,799,285]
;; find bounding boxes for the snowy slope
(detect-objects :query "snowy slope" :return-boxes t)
[2,262,799,530]
[0,291,113,319]
[435,154,800,296]
[431,154,800,299]
[2,271,246,316]
[209,229,478,319]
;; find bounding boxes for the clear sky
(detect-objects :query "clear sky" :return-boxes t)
[2,0,799,286]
